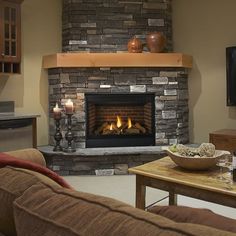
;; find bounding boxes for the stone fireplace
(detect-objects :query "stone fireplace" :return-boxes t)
[41,0,192,175]
[48,66,189,149]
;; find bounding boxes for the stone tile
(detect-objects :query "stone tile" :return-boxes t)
[111,86,130,93]
[164,89,177,96]
[156,132,166,139]
[123,20,137,26]
[80,23,97,28]
[153,76,168,85]
[114,76,136,85]
[69,40,87,45]
[143,3,168,10]
[88,76,107,81]
[95,169,114,176]
[76,93,85,100]
[60,74,70,84]
[178,90,189,100]
[169,138,178,145]
[72,163,94,171]
[160,71,179,77]
[52,166,60,171]
[148,19,165,27]
[155,139,169,145]
[162,110,177,119]
[155,100,165,110]
[100,84,111,88]
[159,95,177,101]
[130,85,146,93]
[48,74,60,80]
[114,164,129,175]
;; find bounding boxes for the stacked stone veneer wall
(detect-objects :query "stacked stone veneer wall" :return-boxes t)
[48,67,189,148]
[62,0,172,52]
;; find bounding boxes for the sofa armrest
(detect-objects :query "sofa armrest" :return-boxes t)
[5,148,46,167]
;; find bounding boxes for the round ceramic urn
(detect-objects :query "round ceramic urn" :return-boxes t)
[146,32,166,53]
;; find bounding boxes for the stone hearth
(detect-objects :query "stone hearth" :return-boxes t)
[39,146,166,175]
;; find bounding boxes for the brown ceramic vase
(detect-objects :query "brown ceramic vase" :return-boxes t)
[146,32,166,53]
[127,37,143,53]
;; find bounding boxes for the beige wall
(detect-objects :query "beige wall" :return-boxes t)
[172,0,236,143]
[0,0,61,145]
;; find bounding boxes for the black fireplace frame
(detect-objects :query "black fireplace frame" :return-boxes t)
[85,93,155,148]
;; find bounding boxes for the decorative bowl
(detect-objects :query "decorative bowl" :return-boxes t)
[166,149,230,170]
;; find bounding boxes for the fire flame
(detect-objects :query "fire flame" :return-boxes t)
[109,124,113,131]
[117,116,122,128]
[128,117,132,129]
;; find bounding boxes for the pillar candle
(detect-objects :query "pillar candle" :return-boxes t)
[53,103,61,119]
[65,99,74,114]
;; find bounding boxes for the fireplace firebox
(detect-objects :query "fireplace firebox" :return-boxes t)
[85,93,155,148]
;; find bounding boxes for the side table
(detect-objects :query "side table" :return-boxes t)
[209,129,236,154]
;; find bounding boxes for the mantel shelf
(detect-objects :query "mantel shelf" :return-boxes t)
[42,53,192,69]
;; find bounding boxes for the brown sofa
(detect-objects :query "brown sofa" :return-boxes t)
[0,149,235,236]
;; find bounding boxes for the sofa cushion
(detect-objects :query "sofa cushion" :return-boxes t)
[148,205,236,233]
[13,183,234,236]
[0,166,62,236]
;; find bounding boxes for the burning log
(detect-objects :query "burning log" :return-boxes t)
[102,129,117,135]
[125,128,140,134]
[134,122,146,133]
[111,122,120,133]
[95,122,109,135]
[102,122,120,135]
[94,116,147,136]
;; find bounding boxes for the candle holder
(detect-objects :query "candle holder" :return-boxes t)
[53,117,63,152]
[64,113,76,153]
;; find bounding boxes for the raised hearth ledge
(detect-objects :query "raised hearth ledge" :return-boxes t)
[38,145,166,156]
[42,53,192,69]
[38,146,167,175]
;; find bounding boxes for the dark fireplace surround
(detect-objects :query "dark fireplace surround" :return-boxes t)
[86,93,155,148]
[42,0,191,175]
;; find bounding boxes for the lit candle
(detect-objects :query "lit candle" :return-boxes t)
[65,99,74,114]
[53,103,61,119]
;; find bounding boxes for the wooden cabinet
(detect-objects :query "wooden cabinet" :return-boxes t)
[209,129,236,154]
[0,0,23,74]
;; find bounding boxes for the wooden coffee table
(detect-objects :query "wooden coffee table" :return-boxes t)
[129,156,236,210]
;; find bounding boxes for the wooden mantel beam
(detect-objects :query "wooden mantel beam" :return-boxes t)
[42,53,192,69]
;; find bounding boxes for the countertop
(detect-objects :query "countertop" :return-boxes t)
[0,113,40,121]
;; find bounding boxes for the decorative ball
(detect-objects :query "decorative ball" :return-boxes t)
[127,36,143,53]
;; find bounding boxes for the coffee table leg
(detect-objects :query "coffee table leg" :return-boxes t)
[169,191,177,205]
[136,175,146,209]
